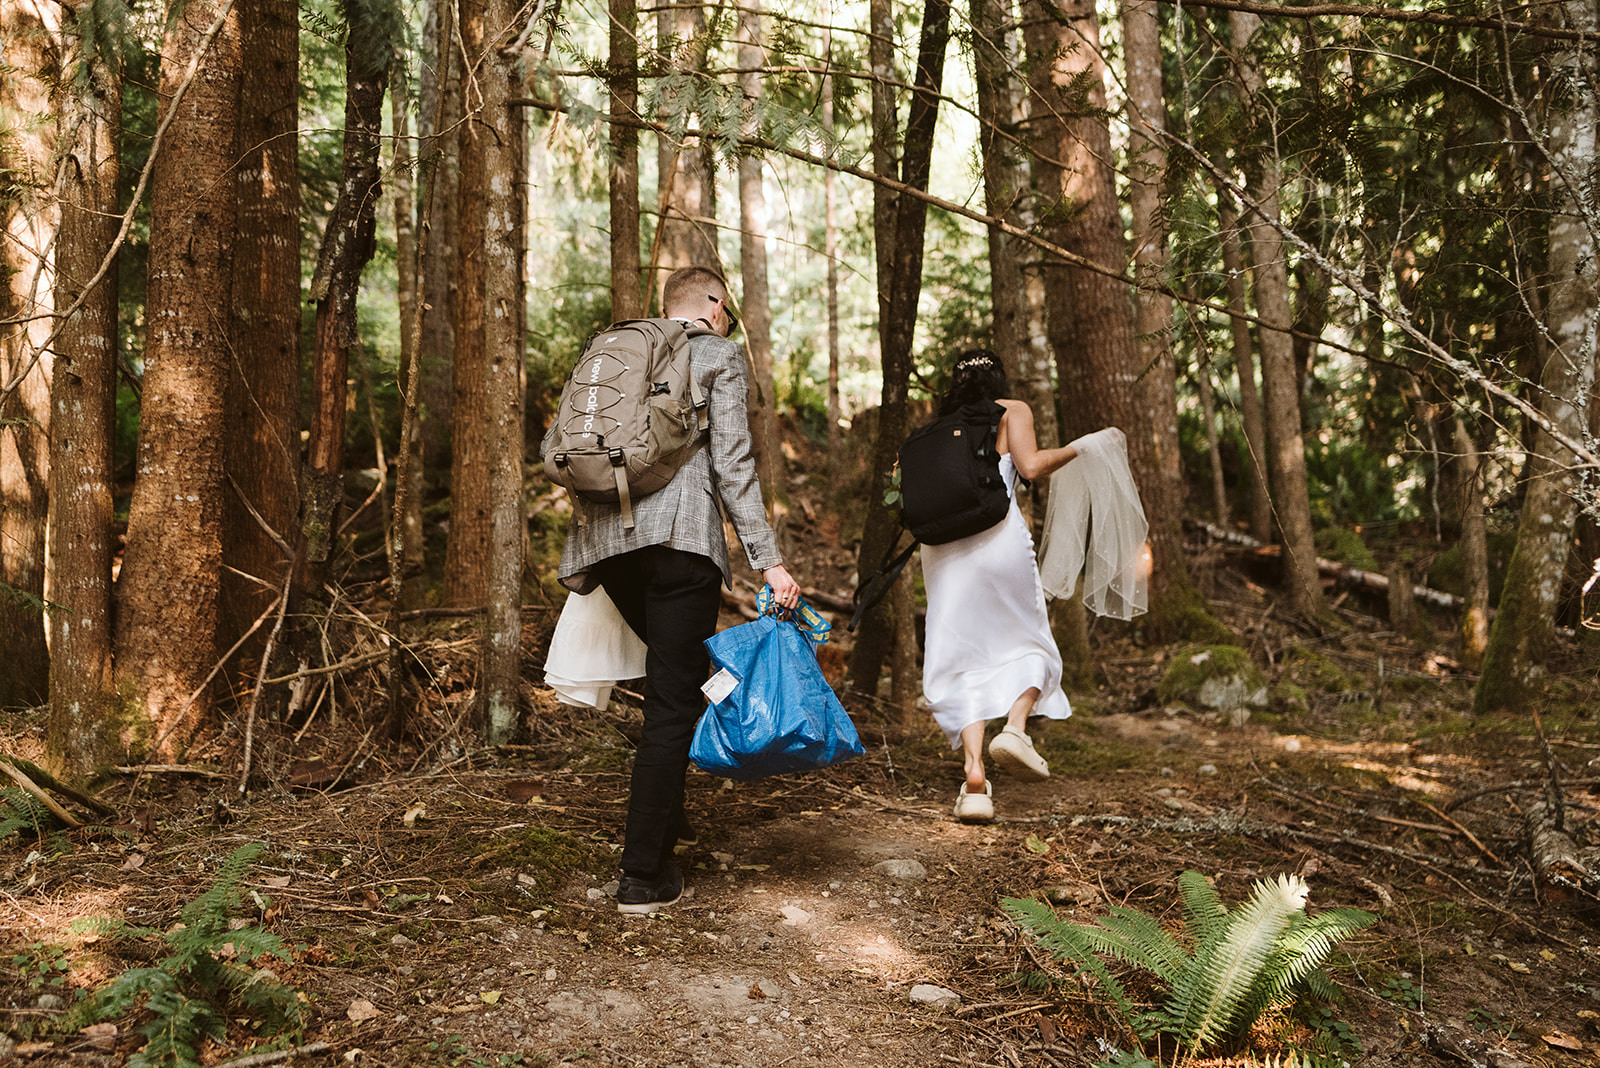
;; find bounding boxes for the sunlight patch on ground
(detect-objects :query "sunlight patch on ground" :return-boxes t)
[1337,760,1450,796]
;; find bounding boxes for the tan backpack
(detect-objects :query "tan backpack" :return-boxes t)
[543,318,711,528]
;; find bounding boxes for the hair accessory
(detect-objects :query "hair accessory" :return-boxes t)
[954,354,997,372]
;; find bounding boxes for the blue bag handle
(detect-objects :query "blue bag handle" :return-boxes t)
[756,584,832,646]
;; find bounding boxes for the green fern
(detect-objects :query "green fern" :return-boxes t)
[65,843,303,1067]
[1004,871,1374,1064]
[0,785,55,838]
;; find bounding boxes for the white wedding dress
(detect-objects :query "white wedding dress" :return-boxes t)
[921,455,1070,747]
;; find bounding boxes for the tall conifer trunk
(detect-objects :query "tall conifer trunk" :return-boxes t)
[0,0,58,708]
[225,0,301,663]
[299,15,389,603]
[1229,11,1324,620]
[48,14,121,776]
[848,0,951,699]
[115,0,243,756]
[478,0,525,742]
[738,1,788,524]
[1476,0,1598,712]
[609,0,643,319]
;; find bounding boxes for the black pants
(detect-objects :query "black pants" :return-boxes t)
[593,545,723,878]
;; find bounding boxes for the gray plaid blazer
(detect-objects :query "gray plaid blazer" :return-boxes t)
[551,328,783,594]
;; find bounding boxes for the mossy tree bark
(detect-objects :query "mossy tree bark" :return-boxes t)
[476,0,526,743]
[1475,0,1597,713]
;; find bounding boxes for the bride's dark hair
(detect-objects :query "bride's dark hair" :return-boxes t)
[939,349,1009,415]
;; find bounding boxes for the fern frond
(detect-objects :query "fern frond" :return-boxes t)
[1085,905,1191,980]
[1002,897,1142,1025]
[65,966,177,1030]
[1246,908,1375,1018]
[179,843,265,938]
[1168,873,1309,1052]
[1177,870,1228,941]
[130,987,224,1068]
[0,785,52,835]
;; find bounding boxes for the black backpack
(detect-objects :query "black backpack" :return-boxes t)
[850,401,1012,629]
[898,401,1011,545]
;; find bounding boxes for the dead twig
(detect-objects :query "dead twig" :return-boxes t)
[0,759,83,828]
[1413,797,1506,868]
[212,1042,333,1068]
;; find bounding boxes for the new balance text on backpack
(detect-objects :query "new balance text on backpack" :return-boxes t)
[544,319,710,529]
[897,400,1010,545]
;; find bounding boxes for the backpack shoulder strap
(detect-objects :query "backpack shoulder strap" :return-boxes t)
[849,525,917,632]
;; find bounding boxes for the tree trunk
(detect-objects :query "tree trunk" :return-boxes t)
[224,0,301,658]
[47,16,121,778]
[1120,0,1199,639]
[445,0,494,608]
[609,0,643,319]
[114,0,243,757]
[1451,415,1491,668]
[1476,0,1597,711]
[738,2,788,527]
[1230,11,1324,620]
[418,0,458,500]
[1024,0,1199,638]
[848,0,950,701]
[0,0,58,709]
[1217,193,1273,542]
[478,0,525,743]
[972,0,1054,448]
[652,2,718,304]
[822,6,842,459]
[394,64,425,574]
[299,19,390,603]
[1197,362,1229,523]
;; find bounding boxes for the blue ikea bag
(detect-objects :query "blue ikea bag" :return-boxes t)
[689,615,864,780]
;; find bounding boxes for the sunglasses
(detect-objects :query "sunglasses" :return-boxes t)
[709,294,740,337]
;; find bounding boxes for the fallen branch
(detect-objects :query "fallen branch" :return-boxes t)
[111,764,227,779]
[0,760,83,829]
[0,757,114,815]
[212,1041,332,1068]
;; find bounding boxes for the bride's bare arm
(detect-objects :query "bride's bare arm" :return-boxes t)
[997,399,1078,481]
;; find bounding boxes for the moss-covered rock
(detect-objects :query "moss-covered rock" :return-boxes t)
[1157,645,1267,722]
[1284,647,1360,692]
[1314,527,1379,570]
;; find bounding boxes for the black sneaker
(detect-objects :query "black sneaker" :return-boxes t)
[670,814,699,848]
[616,863,684,914]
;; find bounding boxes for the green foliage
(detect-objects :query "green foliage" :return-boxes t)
[65,843,303,1068]
[13,941,72,992]
[1004,871,1374,1061]
[0,785,59,839]
[1156,645,1265,708]
[1379,975,1427,1011]
[1313,528,1378,571]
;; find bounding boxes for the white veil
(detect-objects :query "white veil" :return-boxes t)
[1037,427,1149,620]
[543,586,648,709]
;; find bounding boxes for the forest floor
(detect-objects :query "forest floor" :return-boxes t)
[5,451,1600,1068]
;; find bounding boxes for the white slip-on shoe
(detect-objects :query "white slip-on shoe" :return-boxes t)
[988,726,1050,781]
[953,781,995,823]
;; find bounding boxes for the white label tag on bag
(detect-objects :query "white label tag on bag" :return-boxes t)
[701,668,738,704]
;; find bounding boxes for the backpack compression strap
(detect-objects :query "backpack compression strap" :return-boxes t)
[610,448,634,529]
